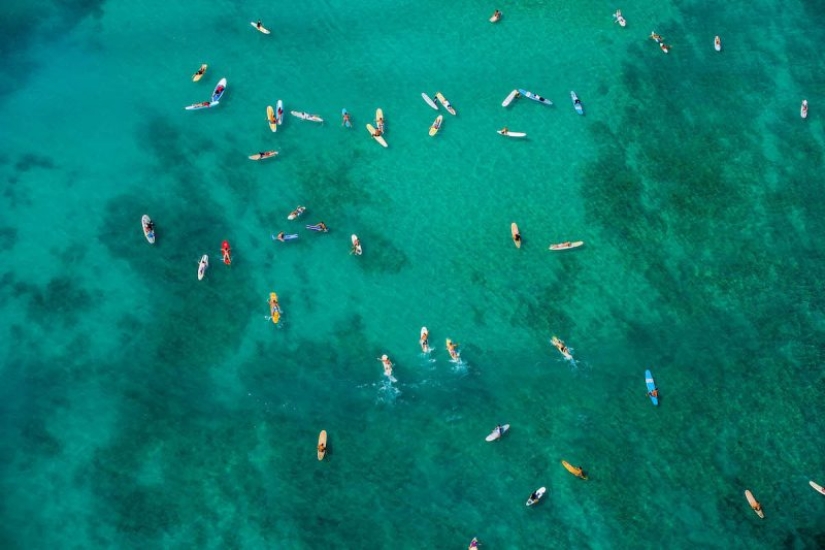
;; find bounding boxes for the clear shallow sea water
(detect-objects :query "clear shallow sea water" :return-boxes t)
[1,0,825,548]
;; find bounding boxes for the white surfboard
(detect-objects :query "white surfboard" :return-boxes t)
[502,89,519,107]
[526,487,546,506]
[485,424,510,441]
[421,93,439,110]
[497,130,526,138]
[250,21,271,34]
[810,480,825,495]
[197,255,209,280]
[351,234,362,255]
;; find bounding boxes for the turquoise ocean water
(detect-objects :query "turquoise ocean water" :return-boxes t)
[2,0,825,547]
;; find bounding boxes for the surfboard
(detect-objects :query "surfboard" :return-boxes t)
[192,64,207,82]
[421,93,439,110]
[342,108,352,128]
[511,222,521,248]
[562,460,587,479]
[801,100,809,119]
[375,108,385,132]
[184,101,214,111]
[549,241,584,250]
[435,92,456,115]
[351,234,362,255]
[141,215,155,244]
[485,424,510,441]
[497,130,527,138]
[714,36,722,51]
[276,100,284,125]
[250,21,271,34]
[249,151,278,161]
[269,292,281,324]
[317,430,327,460]
[446,338,460,360]
[489,10,502,23]
[220,240,231,265]
[645,369,659,406]
[429,115,443,136]
[745,490,764,518]
[288,206,306,220]
[526,487,546,506]
[197,255,208,280]
[365,124,387,148]
[809,480,825,495]
[502,89,519,107]
[420,326,430,352]
[551,336,573,360]
[291,111,323,123]
[266,105,277,132]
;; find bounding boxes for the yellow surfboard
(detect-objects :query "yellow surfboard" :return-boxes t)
[192,64,207,82]
[562,460,587,479]
[266,105,277,132]
[269,292,281,324]
[317,430,327,460]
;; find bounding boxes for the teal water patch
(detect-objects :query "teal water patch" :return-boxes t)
[2,0,825,548]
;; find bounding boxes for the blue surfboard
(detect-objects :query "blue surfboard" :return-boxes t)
[645,369,658,406]
[342,108,352,128]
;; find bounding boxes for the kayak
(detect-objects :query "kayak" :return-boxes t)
[366,124,387,147]
[185,101,216,111]
[485,424,510,442]
[248,151,278,161]
[220,240,231,265]
[276,100,284,125]
[497,129,527,138]
[645,369,659,406]
[562,460,587,480]
[342,108,352,128]
[317,430,327,461]
[435,92,456,115]
[502,89,519,107]
[192,64,207,82]
[613,10,626,27]
[551,336,573,360]
[745,490,764,519]
[526,487,546,506]
[420,326,430,352]
[421,93,439,110]
[211,78,227,103]
[288,206,306,220]
[801,100,808,119]
[511,222,521,248]
[141,215,155,244]
[250,21,271,34]
[518,88,552,106]
[571,91,584,115]
[428,115,443,137]
[375,108,385,132]
[351,234,362,255]
[269,292,281,324]
[197,255,209,280]
[714,35,722,51]
[291,111,323,123]
[809,480,825,495]
[266,105,277,132]
[549,241,584,250]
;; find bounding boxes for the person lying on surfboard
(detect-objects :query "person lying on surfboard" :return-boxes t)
[342,112,351,126]
[447,340,460,360]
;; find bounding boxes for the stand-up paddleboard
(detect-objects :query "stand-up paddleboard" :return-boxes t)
[446,338,460,361]
[268,292,281,324]
[745,490,764,518]
[613,10,626,27]
[276,100,284,125]
[714,35,722,51]
[489,10,502,23]
[429,115,443,136]
[801,100,808,119]
[141,215,156,244]
[351,234,362,255]
[375,108,385,132]
[511,222,521,248]
[551,336,573,360]
[211,78,227,103]
[518,89,553,106]
[250,21,271,34]
[197,255,209,280]
[342,108,352,128]
[571,91,584,115]
[809,480,825,495]
[502,89,519,107]
[435,92,457,115]
[645,369,659,406]
[421,93,439,110]
[291,111,323,123]
[366,124,387,147]
[317,430,327,460]
[497,129,527,138]
[185,101,215,111]
[420,326,430,352]
[192,64,207,82]
[562,460,588,479]
[249,151,278,161]
[267,105,277,132]
[220,240,232,265]
[549,241,584,250]
[485,424,510,441]
[526,487,546,506]
[288,206,306,220]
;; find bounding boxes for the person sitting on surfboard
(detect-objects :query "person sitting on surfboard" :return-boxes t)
[495,425,503,436]
[256,20,263,29]
[317,442,326,453]
[648,388,659,398]
[529,490,541,501]
[144,219,154,232]
[500,127,509,135]
[195,67,205,76]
